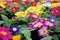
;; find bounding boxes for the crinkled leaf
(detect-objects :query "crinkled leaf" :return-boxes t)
[19,18,27,22]
[1,14,9,21]
[20,30,31,40]
[54,27,60,32]
[0,21,5,25]
[3,20,11,27]
[41,36,52,40]
[52,34,59,40]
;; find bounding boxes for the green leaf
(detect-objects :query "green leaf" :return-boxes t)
[52,34,59,40]
[1,14,9,21]
[20,30,31,40]
[19,18,27,22]
[54,27,60,32]
[41,36,52,40]
[3,20,11,27]
[0,21,5,25]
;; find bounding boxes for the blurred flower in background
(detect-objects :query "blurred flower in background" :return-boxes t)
[9,5,19,11]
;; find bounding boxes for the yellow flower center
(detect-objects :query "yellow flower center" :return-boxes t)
[42,29,47,35]
[0,31,7,35]
[13,28,17,31]
[12,35,21,40]
[12,8,16,11]
[48,22,52,26]
[35,23,41,27]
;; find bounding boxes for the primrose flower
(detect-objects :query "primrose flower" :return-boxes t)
[50,7,58,15]
[27,6,36,12]
[20,2,27,5]
[38,25,49,37]
[0,1,6,8]
[0,26,12,40]
[51,3,60,8]
[50,6,60,15]
[28,23,34,28]
[33,19,43,28]
[40,0,46,4]
[31,1,37,6]
[22,0,30,2]
[0,6,3,11]
[12,35,21,40]
[9,6,19,11]
[12,16,17,20]
[28,19,43,28]
[49,16,58,22]
[56,6,60,15]
[20,0,30,5]
[43,18,49,21]
[42,2,51,7]
[12,0,19,3]
[10,25,19,33]
[36,4,45,10]
[15,11,27,18]
[50,0,59,3]
[34,10,43,15]
[26,13,39,20]
[3,0,12,2]
[44,21,55,28]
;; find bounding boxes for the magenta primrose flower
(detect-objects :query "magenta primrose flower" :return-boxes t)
[44,20,55,28]
[20,0,30,5]
[33,19,43,28]
[28,19,43,28]
[50,6,60,15]
[3,0,12,2]
[28,23,34,28]
[43,18,55,28]
[26,13,39,20]
[56,6,60,15]
[0,26,12,40]
[38,25,49,37]
[50,7,58,15]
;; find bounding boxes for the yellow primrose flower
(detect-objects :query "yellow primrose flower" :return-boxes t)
[35,7,40,11]
[36,4,44,10]
[15,12,27,18]
[0,0,3,2]
[22,0,26,2]
[50,0,54,3]
[35,10,43,15]
[40,0,46,4]
[13,2,18,4]
[12,35,21,40]
[0,31,7,36]
[0,1,6,8]
[51,3,60,8]
[27,6,36,13]
[25,10,29,14]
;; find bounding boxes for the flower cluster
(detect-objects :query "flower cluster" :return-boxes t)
[28,16,56,37]
[0,0,60,40]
